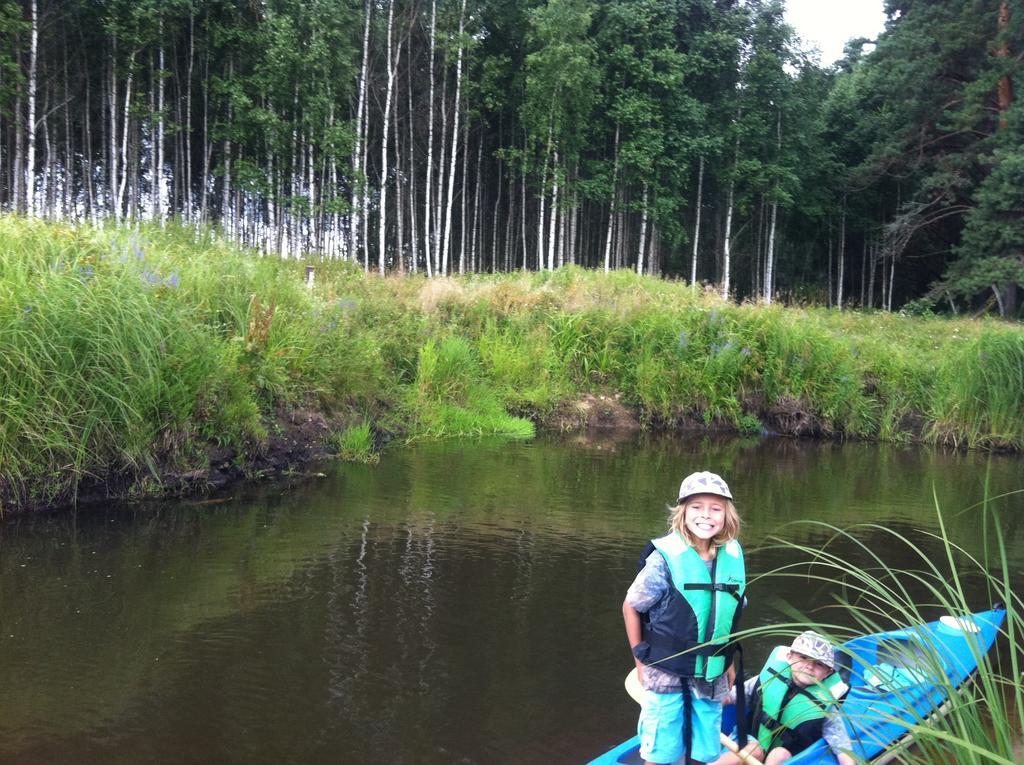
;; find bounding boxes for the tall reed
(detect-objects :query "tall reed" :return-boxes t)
[744,493,1023,764]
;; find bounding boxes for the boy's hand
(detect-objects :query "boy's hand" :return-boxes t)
[836,754,857,765]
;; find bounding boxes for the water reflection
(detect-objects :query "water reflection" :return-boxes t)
[0,436,1020,763]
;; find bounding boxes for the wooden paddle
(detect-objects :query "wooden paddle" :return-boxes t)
[624,668,759,765]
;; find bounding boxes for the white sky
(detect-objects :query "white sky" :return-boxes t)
[784,0,887,65]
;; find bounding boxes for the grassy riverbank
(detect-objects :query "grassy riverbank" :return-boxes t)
[2,217,1023,513]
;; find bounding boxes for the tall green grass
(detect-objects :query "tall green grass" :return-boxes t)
[407,335,535,439]
[931,329,1024,450]
[2,217,1023,511]
[746,493,1023,764]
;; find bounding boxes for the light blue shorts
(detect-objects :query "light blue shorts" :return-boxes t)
[638,688,722,764]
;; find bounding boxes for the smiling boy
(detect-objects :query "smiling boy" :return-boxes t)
[713,631,856,765]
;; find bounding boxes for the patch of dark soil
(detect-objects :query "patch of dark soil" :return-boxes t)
[1,406,360,518]
[762,395,825,437]
[544,393,641,432]
[896,411,928,441]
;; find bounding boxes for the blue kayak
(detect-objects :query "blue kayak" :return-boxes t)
[587,607,1006,765]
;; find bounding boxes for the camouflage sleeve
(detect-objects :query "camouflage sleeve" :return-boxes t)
[822,711,853,754]
[625,551,669,613]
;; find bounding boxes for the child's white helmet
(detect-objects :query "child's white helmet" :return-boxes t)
[677,471,732,504]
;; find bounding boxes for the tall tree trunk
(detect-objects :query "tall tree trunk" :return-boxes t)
[827,216,833,308]
[860,238,867,307]
[108,43,117,218]
[435,57,449,273]
[200,40,211,223]
[603,123,620,273]
[440,0,466,277]
[471,133,482,272]
[722,116,741,300]
[221,56,232,237]
[764,110,782,303]
[884,250,892,311]
[491,150,503,272]
[458,119,469,274]
[568,162,579,265]
[394,83,405,273]
[155,13,165,224]
[764,201,778,303]
[837,196,846,310]
[636,182,649,275]
[117,49,136,222]
[353,0,372,266]
[25,0,38,216]
[423,0,437,276]
[547,148,559,270]
[378,0,398,275]
[185,8,194,221]
[407,36,418,273]
[690,154,704,284]
[520,161,527,269]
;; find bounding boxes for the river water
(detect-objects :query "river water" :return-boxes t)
[1,435,1021,764]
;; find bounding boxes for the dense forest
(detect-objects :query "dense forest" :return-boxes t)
[0,0,1020,313]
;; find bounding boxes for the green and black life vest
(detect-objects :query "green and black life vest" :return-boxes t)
[635,532,746,680]
[750,647,848,754]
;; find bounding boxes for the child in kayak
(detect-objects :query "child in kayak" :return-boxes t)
[623,471,746,765]
[712,631,856,765]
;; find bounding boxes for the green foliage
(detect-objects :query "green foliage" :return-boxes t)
[931,328,1024,449]
[334,422,379,464]
[3,220,1024,512]
[409,335,536,439]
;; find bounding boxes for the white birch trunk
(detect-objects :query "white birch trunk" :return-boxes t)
[690,154,704,285]
[424,0,437,276]
[117,50,136,222]
[537,107,554,270]
[764,201,778,303]
[458,120,469,274]
[440,0,467,277]
[520,164,527,269]
[434,60,449,274]
[200,44,210,223]
[471,134,482,272]
[837,197,846,310]
[722,180,735,300]
[109,47,118,219]
[185,9,194,221]
[352,0,371,265]
[25,0,38,216]
[155,16,165,223]
[547,149,559,271]
[221,59,232,238]
[491,155,503,271]
[407,36,418,273]
[378,0,398,275]
[636,182,649,275]
[603,123,620,273]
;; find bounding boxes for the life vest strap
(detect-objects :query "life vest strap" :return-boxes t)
[764,667,831,711]
[683,581,744,602]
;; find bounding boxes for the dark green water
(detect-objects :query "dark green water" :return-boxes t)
[1,435,1021,764]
